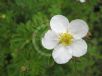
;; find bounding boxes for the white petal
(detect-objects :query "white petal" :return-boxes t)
[70,39,87,57]
[52,45,72,64]
[68,19,89,39]
[50,15,69,33]
[80,0,86,3]
[42,30,58,49]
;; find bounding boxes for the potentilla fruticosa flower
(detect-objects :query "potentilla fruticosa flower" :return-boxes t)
[42,15,89,64]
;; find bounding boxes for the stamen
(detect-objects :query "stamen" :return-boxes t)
[59,33,73,46]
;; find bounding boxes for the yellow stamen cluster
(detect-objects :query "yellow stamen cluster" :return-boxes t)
[59,33,73,46]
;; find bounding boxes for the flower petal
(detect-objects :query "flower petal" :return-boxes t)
[50,15,69,33]
[80,0,86,3]
[52,45,72,64]
[70,39,87,57]
[68,19,89,39]
[42,30,58,49]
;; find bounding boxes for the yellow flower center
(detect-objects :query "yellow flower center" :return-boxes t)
[59,33,73,46]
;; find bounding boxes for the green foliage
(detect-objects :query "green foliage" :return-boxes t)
[0,0,102,76]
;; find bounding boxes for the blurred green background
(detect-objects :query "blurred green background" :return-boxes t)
[0,0,102,76]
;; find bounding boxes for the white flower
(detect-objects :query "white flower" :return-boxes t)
[42,15,89,64]
[79,0,86,3]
